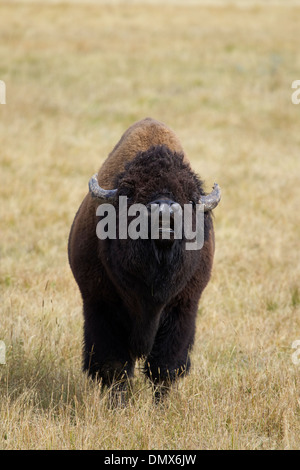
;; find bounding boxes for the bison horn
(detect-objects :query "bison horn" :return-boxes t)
[199,183,221,212]
[88,174,118,202]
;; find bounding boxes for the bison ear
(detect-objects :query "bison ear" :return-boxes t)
[199,183,221,212]
[88,174,118,202]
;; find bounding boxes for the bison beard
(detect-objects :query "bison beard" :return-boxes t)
[68,118,218,405]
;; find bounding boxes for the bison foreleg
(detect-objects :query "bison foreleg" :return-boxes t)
[143,300,197,402]
[82,301,135,404]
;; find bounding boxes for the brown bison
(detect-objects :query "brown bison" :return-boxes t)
[68,118,220,403]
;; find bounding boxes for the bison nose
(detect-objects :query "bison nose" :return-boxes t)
[147,199,181,219]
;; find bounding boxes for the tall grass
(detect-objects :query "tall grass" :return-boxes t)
[0,0,299,449]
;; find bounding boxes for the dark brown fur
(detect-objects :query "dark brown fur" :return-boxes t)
[68,118,215,402]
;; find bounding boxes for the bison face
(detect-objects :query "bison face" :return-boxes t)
[113,145,206,245]
[91,145,220,248]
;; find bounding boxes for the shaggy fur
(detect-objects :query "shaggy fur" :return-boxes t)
[68,118,215,401]
[98,117,188,188]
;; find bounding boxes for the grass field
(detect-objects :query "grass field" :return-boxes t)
[0,0,300,450]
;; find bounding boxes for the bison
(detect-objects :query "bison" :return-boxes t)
[68,118,221,404]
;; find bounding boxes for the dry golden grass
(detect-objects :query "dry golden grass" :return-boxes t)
[0,0,300,450]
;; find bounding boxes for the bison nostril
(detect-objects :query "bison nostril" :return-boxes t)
[149,199,179,210]
[147,200,181,226]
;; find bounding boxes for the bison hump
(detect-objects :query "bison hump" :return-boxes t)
[97,118,188,189]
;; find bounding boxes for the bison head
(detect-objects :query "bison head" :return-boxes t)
[89,145,221,244]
